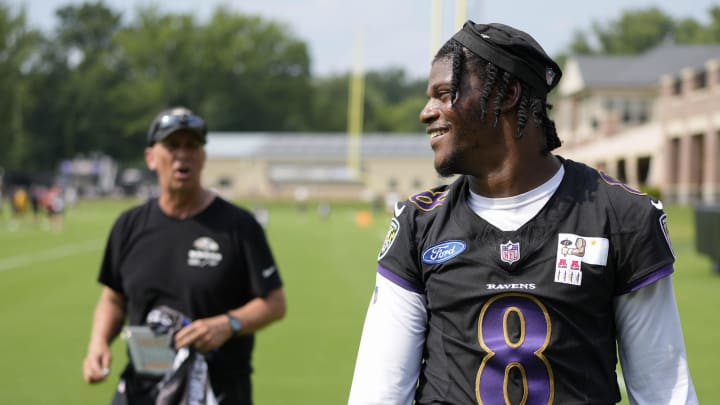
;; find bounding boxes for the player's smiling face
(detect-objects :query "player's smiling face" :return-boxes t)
[420,55,500,178]
[145,130,206,193]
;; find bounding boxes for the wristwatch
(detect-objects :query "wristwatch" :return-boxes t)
[226,313,243,336]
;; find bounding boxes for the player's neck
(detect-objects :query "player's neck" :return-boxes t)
[469,154,561,198]
[159,188,215,219]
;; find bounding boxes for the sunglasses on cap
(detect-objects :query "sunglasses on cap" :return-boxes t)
[147,108,207,146]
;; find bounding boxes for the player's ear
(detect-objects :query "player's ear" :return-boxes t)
[500,80,521,112]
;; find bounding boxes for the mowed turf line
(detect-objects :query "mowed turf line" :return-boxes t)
[0,201,717,404]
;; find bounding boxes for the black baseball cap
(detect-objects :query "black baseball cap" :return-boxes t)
[146,107,207,146]
[451,21,562,95]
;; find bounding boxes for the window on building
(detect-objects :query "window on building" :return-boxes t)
[672,77,682,95]
[622,109,632,123]
[218,176,233,188]
[637,156,651,184]
[695,70,707,90]
[669,138,681,184]
[604,98,615,111]
[616,159,627,183]
[691,134,705,191]
[716,130,720,182]
[621,99,633,123]
[638,101,649,123]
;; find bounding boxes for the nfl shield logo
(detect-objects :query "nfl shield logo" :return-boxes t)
[500,241,520,264]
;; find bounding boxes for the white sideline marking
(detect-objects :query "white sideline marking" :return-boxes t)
[0,240,101,273]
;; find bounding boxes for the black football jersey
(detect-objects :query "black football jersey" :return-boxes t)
[377,158,675,405]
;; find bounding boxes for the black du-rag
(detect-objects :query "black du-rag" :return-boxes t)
[451,20,563,96]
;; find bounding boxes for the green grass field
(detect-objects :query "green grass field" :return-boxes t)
[0,199,717,404]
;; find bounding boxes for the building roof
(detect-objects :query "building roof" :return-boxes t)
[574,42,720,88]
[205,132,432,160]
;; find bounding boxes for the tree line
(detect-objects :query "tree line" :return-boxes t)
[1,2,719,173]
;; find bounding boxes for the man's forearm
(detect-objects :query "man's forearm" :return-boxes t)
[89,287,126,346]
[227,288,286,334]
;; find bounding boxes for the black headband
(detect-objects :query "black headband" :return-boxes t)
[451,21,562,96]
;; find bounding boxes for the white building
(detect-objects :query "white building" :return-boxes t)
[202,133,442,202]
[556,41,720,204]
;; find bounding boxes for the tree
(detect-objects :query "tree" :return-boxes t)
[112,7,204,150]
[22,2,131,167]
[0,4,41,170]
[362,68,425,133]
[307,73,351,132]
[116,6,313,133]
[305,68,427,133]
[674,5,720,44]
[197,9,312,131]
[569,6,720,56]
[571,7,675,55]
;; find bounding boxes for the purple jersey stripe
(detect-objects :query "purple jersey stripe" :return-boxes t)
[616,264,674,295]
[377,265,424,294]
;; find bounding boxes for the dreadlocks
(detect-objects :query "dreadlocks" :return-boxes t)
[434,40,562,153]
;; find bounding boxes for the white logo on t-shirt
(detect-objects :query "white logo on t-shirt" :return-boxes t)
[187,236,223,267]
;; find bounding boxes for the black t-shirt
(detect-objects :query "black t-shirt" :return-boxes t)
[99,196,282,376]
[378,158,675,404]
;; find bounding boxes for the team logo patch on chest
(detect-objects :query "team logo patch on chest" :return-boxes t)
[187,236,223,267]
[422,240,466,264]
[554,233,609,286]
[500,240,520,264]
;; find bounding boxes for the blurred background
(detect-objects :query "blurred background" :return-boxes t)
[1,0,719,404]
[0,0,718,205]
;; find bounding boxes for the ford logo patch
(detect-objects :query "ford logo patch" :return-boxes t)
[422,240,466,264]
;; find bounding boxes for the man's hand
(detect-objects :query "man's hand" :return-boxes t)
[82,342,112,384]
[81,287,125,384]
[173,315,233,353]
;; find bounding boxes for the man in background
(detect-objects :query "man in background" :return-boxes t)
[82,106,286,404]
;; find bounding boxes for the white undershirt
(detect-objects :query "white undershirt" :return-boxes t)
[348,168,697,405]
[467,164,564,231]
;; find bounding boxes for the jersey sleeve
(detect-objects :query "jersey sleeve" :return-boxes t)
[238,213,283,297]
[348,272,427,404]
[614,277,698,404]
[612,197,675,294]
[376,201,424,293]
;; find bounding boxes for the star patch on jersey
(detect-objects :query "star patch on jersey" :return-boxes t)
[554,233,609,286]
[500,240,520,264]
[378,218,400,260]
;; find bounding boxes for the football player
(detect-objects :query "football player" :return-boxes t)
[348,21,697,405]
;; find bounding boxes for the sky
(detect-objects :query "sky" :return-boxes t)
[13,0,720,79]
